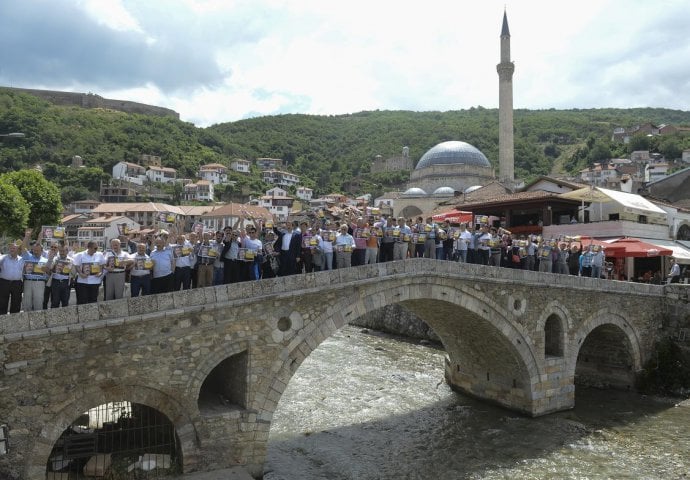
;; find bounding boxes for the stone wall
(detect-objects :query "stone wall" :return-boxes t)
[4,87,179,119]
[350,304,440,342]
[0,259,678,479]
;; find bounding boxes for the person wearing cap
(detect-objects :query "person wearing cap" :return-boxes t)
[667,258,681,284]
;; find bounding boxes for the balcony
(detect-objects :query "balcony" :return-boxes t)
[543,219,669,241]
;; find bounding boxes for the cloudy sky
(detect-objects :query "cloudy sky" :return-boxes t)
[1,0,689,127]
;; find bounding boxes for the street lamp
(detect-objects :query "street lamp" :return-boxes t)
[0,132,25,138]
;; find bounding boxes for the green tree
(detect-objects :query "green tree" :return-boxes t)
[0,169,62,233]
[0,178,30,238]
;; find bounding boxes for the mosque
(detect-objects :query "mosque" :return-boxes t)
[386,11,516,219]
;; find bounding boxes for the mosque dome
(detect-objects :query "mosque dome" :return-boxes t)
[416,141,490,170]
[403,187,427,196]
[464,185,483,194]
[433,187,455,195]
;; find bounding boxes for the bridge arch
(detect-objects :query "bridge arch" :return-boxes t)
[568,309,642,389]
[260,278,542,418]
[27,382,200,477]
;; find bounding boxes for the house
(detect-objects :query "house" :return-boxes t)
[59,213,90,245]
[183,180,214,202]
[296,186,313,201]
[645,163,669,182]
[262,169,300,188]
[259,190,294,221]
[146,166,177,184]
[255,158,283,170]
[68,199,101,215]
[179,205,219,232]
[230,159,251,174]
[112,161,146,185]
[76,215,141,250]
[198,163,228,185]
[522,175,585,194]
[91,203,186,229]
[140,154,161,167]
[580,163,619,186]
[200,203,273,232]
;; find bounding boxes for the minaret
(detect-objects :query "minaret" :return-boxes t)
[496,10,515,182]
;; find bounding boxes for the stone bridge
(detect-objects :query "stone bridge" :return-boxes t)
[0,259,680,478]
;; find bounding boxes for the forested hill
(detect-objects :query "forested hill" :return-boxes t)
[2,87,690,199]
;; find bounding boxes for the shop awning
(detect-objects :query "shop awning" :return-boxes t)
[637,238,690,265]
[560,187,666,216]
[604,237,673,258]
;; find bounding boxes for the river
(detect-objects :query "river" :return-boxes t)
[265,325,690,480]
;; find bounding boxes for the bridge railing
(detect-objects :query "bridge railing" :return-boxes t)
[0,259,667,340]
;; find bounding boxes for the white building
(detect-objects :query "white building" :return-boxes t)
[645,163,669,182]
[146,166,177,184]
[91,203,186,229]
[259,188,294,221]
[262,169,300,188]
[580,163,619,186]
[296,186,313,201]
[112,161,146,185]
[183,180,214,202]
[198,163,228,185]
[255,158,283,170]
[76,215,141,250]
[230,159,251,173]
[200,203,272,232]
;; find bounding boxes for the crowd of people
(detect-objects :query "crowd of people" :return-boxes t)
[0,214,686,315]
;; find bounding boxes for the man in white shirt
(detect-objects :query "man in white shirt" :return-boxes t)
[72,241,106,305]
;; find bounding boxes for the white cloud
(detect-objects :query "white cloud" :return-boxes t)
[2,0,690,126]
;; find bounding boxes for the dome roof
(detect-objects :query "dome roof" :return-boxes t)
[403,187,427,196]
[433,187,455,195]
[464,185,483,194]
[416,141,490,170]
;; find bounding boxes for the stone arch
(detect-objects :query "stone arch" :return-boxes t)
[536,301,572,359]
[259,278,541,417]
[400,204,423,219]
[28,383,200,478]
[567,309,642,388]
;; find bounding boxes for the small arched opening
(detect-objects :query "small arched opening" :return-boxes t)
[544,314,564,357]
[198,349,249,415]
[46,401,180,477]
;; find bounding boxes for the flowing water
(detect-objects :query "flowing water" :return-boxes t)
[265,325,690,480]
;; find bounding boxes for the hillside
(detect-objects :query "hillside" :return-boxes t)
[2,87,690,202]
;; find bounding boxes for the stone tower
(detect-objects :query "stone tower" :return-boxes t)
[496,10,515,182]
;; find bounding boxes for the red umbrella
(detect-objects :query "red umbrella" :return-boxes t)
[432,210,473,224]
[605,237,673,258]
